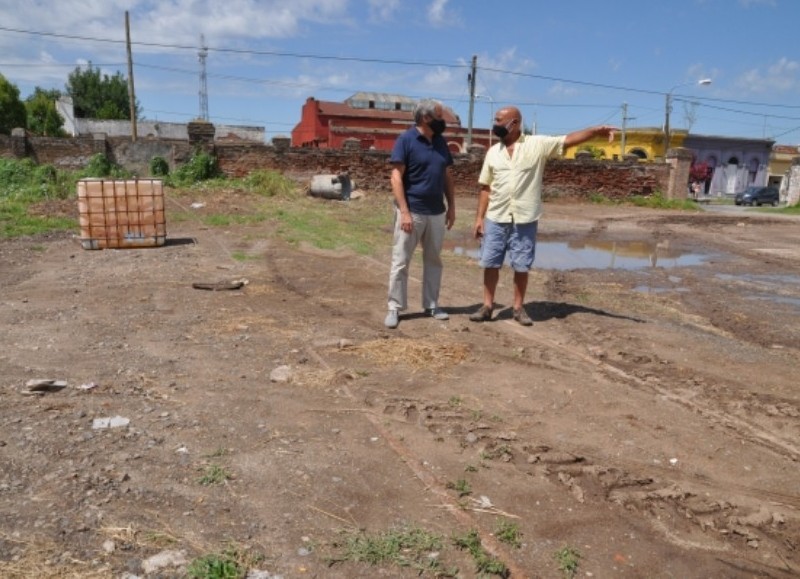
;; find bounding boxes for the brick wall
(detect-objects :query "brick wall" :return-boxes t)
[1,134,672,199]
[214,142,670,199]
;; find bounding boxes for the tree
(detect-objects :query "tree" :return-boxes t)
[0,73,27,134]
[65,63,140,120]
[25,88,66,137]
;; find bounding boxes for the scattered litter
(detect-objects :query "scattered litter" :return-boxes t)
[92,416,131,430]
[78,382,98,391]
[22,379,67,395]
[669,457,679,466]
[175,446,189,454]
[190,202,206,209]
[192,278,249,291]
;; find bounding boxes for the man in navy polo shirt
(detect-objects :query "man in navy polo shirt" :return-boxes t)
[384,98,456,329]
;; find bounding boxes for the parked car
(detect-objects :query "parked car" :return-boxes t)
[734,186,779,206]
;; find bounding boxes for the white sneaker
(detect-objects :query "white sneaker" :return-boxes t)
[425,307,449,320]
[384,310,399,328]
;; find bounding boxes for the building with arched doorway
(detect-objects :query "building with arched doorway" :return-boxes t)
[683,134,774,197]
[563,127,688,161]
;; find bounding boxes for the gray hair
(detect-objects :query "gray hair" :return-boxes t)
[414,99,441,124]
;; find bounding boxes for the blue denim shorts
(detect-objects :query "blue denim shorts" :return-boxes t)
[479,218,539,272]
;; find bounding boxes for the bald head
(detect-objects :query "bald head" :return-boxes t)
[493,106,522,143]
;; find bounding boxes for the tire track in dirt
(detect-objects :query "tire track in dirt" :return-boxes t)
[262,241,800,576]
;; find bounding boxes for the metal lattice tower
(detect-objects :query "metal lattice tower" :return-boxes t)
[198,34,209,120]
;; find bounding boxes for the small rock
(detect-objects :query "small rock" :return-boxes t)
[270,365,292,383]
[92,416,131,430]
[142,550,188,574]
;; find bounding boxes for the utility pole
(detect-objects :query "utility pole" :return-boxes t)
[125,11,137,142]
[466,55,476,148]
[620,103,628,157]
[198,34,209,121]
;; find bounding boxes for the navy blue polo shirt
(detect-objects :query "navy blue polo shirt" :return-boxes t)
[390,126,453,215]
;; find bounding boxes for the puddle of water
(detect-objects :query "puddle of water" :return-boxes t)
[716,273,800,309]
[746,295,800,307]
[716,273,800,287]
[633,285,690,294]
[446,236,707,270]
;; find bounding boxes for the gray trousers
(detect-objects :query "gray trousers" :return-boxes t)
[387,208,446,311]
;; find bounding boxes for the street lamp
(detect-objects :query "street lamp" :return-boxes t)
[664,78,711,155]
[475,94,495,147]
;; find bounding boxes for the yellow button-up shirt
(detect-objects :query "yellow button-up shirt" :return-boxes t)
[478,133,565,224]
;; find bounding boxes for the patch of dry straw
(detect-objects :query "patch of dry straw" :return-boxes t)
[348,338,469,372]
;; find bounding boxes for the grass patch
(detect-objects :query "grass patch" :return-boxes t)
[197,464,232,486]
[0,199,76,238]
[231,250,260,261]
[330,525,457,576]
[628,192,697,210]
[202,213,268,227]
[267,196,389,255]
[495,520,522,549]
[589,191,699,210]
[188,544,263,579]
[554,545,581,578]
[452,529,509,577]
[446,478,472,497]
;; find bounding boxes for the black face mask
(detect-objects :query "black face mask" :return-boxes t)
[492,124,509,139]
[492,119,514,139]
[428,118,446,136]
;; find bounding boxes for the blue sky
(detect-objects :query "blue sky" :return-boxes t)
[2,0,799,145]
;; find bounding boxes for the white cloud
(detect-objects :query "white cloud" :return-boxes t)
[471,48,537,103]
[427,0,450,27]
[735,57,799,94]
[739,0,776,7]
[547,81,579,98]
[368,0,400,22]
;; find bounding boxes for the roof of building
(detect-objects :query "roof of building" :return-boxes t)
[311,94,462,126]
[346,92,417,111]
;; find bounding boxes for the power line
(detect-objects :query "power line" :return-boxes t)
[4,24,800,140]
[4,25,799,114]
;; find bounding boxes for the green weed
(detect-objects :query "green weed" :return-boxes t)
[198,464,231,486]
[495,520,522,549]
[231,251,259,261]
[628,191,697,210]
[187,545,262,579]
[202,213,267,227]
[452,529,509,577]
[446,478,472,497]
[554,545,581,578]
[331,526,456,576]
[244,169,295,197]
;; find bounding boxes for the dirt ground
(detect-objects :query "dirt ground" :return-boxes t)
[1,189,799,578]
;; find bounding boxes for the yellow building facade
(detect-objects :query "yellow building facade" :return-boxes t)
[563,127,687,161]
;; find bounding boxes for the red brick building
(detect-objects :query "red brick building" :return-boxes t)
[291,93,491,152]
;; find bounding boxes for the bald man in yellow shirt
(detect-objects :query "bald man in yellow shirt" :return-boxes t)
[470,106,616,326]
